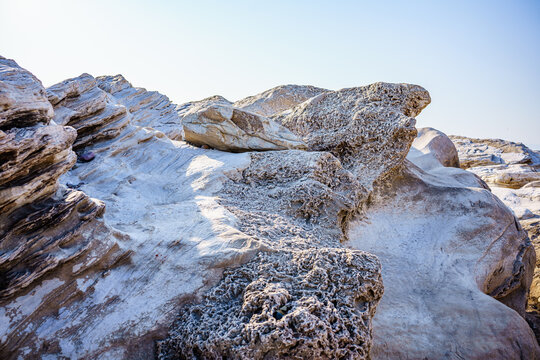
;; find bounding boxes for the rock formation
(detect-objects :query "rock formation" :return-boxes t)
[0,55,538,359]
[47,73,131,150]
[182,98,307,152]
[0,58,127,358]
[451,134,540,342]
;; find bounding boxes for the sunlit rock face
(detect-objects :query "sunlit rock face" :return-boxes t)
[451,134,540,342]
[346,129,538,359]
[0,58,127,358]
[0,55,538,360]
[96,74,184,141]
[182,99,308,152]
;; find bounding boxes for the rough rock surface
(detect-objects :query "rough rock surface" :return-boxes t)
[47,73,131,150]
[96,75,184,141]
[1,59,538,360]
[182,100,307,152]
[273,82,431,190]
[0,58,126,359]
[346,128,539,359]
[159,248,382,359]
[233,84,329,116]
[0,56,53,129]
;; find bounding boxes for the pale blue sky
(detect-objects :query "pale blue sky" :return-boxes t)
[2,0,539,148]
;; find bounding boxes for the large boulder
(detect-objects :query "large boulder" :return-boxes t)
[182,100,307,152]
[345,129,539,358]
[412,127,460,168]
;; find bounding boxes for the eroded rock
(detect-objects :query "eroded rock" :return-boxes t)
[47,74,131,150]
[182,101,307,152]
[159,248,382,359]
[0,56,53,129]
[273,82,431,189]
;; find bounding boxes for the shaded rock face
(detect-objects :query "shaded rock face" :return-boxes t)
[345,129,538,359]
[233,84,329,117]
[47,73,131,150]
[0,57,53,129]
[273,82,431,189]
[96,75,184,141]
[182,100,307,152]
[0,58,127,357]
[159,248,382,359]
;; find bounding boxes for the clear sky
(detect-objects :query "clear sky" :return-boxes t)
[1,0,539,148]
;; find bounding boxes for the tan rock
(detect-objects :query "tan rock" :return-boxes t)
[182,101,307,152]
[412,127,460,168]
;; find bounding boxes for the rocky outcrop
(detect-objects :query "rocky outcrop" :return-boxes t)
[47,73,131,150]
[233,84,328,116]
[345,128,538,359]
[0,57,53,129]
[159,248,382,359]
[96,75,184,141]
[182,100,307,152]
[1,59,537,360]
[0,56,126,323]
[273,82,431,190]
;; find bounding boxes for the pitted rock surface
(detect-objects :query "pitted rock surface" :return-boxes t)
[158,248,382,360]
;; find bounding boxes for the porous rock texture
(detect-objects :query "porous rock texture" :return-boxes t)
[1,56,538,360]
[451,135,540,342]
[346,128,539,359]
[159,248,382,359]
[182,99,307,152]
[233,84,329,116]
[273,82,431,190]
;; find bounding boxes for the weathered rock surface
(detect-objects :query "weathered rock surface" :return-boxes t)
[0,57,53,129]
[1,60,538,360]
[47,73,131,150]
[345,128,538,359]
[452,135,540,342]
[96,75,184,141]
[0,58,126,358]
[273,82,431,190]
[233,84,329,116]
[159,248,382,359]
[182,100,307,152]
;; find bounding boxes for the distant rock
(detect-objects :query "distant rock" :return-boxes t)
[233,84,328,116]
[96,75,184,141]
[47,73,130,149]
[182,100,307,152]
[0,56,53,129]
